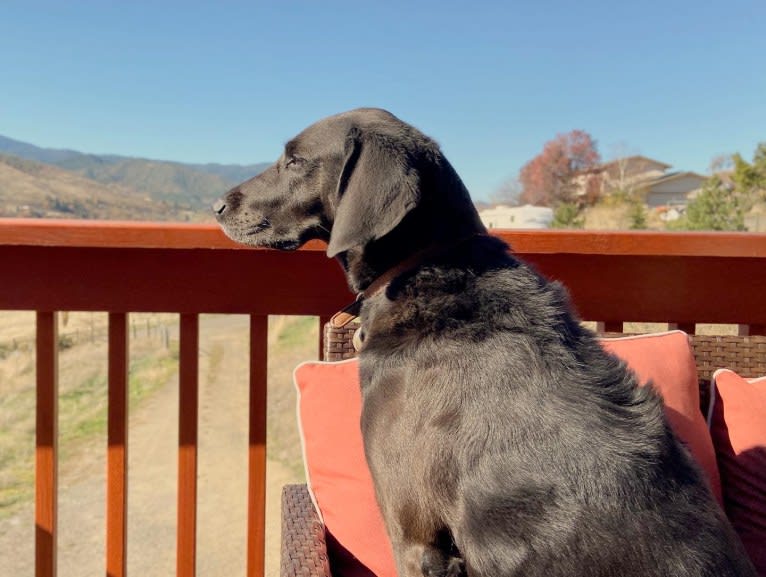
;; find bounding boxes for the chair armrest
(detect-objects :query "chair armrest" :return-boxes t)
[281,484,332,577]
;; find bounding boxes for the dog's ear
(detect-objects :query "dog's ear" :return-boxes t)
[326,127,421,258]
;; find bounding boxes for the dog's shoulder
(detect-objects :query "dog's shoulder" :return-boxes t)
[372,235,577,341]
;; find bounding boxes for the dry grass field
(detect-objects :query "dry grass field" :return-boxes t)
[0,311,315,577]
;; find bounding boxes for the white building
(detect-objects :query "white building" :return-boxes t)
[479,204,554,229]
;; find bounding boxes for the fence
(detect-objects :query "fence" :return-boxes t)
[1,218,765,577]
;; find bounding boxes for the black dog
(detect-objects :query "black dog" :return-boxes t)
[214,108,755,577]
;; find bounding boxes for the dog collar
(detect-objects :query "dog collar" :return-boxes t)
[328,234,487,332]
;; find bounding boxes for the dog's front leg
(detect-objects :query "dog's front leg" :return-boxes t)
[421,545,466,577]
[389,536,466,577]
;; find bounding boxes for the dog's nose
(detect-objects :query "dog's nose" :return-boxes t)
[212,199,227,216]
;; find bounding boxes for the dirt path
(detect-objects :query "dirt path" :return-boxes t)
[0,315,308,577]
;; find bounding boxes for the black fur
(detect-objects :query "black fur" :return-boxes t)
[215,108,755,577]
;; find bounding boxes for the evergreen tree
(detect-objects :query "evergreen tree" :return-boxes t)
[550,202,584,228]
[732,142,766,201]
[677,176,745,231]
[627,197,648,229]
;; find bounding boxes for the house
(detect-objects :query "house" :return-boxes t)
[642,171,708,208]
[599,156,671,192]
[478,204,554,229]
[576,155,707,209]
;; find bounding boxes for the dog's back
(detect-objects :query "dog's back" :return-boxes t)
[360,235,755,577]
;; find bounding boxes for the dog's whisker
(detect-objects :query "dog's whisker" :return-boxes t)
[245,219,271,236]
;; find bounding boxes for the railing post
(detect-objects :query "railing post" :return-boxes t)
[36,311,58,577]
[106,312,129,577]
[178,314,199,577]
[248,314,268,577]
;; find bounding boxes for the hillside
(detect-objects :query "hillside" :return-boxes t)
[70,158,239,209]
[0,154,205,221]
[0,134,268,210]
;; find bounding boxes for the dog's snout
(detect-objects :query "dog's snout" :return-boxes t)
[213,199,227,216]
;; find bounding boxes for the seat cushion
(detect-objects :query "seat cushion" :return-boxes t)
[294,330,720,577]
[294,359,396,577]
[709,369,766,574]
[600,330,722,502]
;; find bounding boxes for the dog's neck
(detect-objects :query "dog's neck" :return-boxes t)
[337,215,486,296]
[327,236,472,331]
[333,168,488,294]
[358,240,460,299]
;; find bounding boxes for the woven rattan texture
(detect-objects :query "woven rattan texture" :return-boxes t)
[324,326,765,379]
[323,321,361,361]
[281,484,331,577]
[691,335,766,381]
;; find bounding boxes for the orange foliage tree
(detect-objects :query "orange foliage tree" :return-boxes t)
[519,130,601,207]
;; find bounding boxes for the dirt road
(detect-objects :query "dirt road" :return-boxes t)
[0,314,310,577]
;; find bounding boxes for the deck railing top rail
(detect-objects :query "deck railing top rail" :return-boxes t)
[1,218,765,257]
[1,219,765,327]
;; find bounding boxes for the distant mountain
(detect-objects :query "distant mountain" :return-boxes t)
[184,162,271,185]
[0,134,269,210]
[0,134,90,165]
[0,154,203,221]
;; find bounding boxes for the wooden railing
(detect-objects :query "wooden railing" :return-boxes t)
[1,219,765,577]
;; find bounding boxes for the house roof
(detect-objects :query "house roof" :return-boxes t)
[646,171,706,187]
[600,155,672,172]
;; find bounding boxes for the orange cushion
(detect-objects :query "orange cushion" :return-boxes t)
[294,359,397,577]
[294,331,720,577]
[709,369,766,574]
[601,331,722,503]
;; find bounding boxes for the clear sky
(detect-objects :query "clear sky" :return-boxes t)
[1,1,764,201]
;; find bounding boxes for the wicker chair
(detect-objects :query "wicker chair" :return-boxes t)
[280,322,766,577]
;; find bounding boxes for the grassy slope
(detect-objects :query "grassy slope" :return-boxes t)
[0,155,207,221]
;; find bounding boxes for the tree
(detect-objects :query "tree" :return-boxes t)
[673,176,745,231]
[708,153,733,174]
[605,155,653,200]
[518,130,601,207]
[605,142,647,199]
[731,142,766,201]
[627,197,648,229]
[490,178,522,206]
[550,202,584,228]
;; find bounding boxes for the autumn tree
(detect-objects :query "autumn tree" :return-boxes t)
[518,130,601,207]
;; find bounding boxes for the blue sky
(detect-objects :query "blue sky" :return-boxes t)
[1,1,764,201]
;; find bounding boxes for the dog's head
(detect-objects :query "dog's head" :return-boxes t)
[214,108,481,263]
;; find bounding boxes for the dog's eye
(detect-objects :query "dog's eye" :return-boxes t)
[285,156,304,169]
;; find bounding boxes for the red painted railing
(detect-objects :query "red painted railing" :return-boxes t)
[1,219,765,577]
